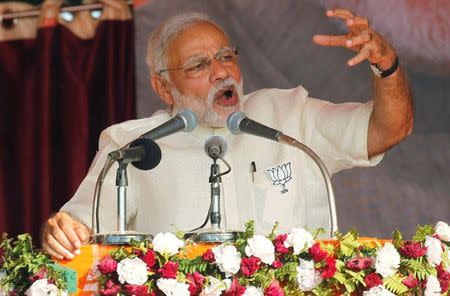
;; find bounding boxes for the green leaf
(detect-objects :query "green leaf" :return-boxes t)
[413,225,434,242]
[337,230,361,257]
[383,274,408,294]
[392,229,403,249]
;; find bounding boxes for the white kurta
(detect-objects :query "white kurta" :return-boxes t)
[61,86,382,236]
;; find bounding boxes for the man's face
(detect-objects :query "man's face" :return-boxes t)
[164,22,243,127]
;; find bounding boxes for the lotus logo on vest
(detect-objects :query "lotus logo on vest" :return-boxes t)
[266,162,292,194]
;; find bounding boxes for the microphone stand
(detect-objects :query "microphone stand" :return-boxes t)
[277,134,338,237]
[185,156,241,243]
[91,157,152,245]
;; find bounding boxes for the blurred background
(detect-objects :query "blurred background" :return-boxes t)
[1,0,449,242]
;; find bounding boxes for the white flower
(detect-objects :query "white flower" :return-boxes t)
[244,235,275,265]
[200,277,228,296]
[153,232,185,256]
[117,257,148,285]
[296,259,322,291]
[25,279,67,296]
[374,243,400,278]
[284,227,314,255]
[243,286,263,296]
[424,275,441,296]
[157,278,190,296]
[435,221,450,242]
[211,245,241,277]
[362,285,396,296]
[425,235,442,267]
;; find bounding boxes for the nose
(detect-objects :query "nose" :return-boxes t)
[208,58,229,83]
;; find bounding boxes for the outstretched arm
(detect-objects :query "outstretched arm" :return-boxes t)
[313,8,414,158]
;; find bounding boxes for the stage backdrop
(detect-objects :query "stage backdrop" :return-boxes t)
[0,0,135,240]
[134,0,450,238]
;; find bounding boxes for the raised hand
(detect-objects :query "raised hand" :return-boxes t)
[313,8,397,70]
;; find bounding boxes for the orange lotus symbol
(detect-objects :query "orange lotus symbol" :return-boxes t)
[266,162,292,194]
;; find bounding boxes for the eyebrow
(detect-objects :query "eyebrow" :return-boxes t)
[182,46,234,67]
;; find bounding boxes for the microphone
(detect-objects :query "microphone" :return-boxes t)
[108,109,198,170]
[204,136,227,159]
[227,111,283,141]
[139,109,198,141]
[109,138,162,170]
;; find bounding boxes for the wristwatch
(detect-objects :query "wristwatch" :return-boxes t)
[370,56,399,78]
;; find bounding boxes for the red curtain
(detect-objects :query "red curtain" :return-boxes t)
[0,20,136,241]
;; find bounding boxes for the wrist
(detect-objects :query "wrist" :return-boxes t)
[371,55,399,78]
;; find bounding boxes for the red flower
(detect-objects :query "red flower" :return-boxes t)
[225,278,246,296]
[158,261,179,279]
[402,274,419,289]
[272,259,283,269]
[186,272,205,295]
[124,284,152,296]
[240,256,261,276]
[97,255,118,274]
[437,264,450,292]
[202,249,215,262]
[274,234,289,254]
[399,241,427,258]
[265,281,284,296]
[29,268,48,283]
[308,243,328,262]
[143,249,157,269]
[321,256,337,279]
[99,280,121,296]
[364,273,383,289]
[345,257,373,271]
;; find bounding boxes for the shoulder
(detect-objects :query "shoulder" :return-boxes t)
[244,85,309,104]
[99,110,171,148]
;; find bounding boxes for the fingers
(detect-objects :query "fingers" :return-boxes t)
[41,212,90,260]
[348,46,373,66]
[345,31,372,48]
[326,8,354,20]
[100,0,131,20]
[313,34,347,47]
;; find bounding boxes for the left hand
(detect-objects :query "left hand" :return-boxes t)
[313,8,396,70]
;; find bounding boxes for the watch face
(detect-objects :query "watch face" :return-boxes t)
[370,64,383,77]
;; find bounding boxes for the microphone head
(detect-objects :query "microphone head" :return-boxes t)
[227,111,246,135]
[177,109,198,132]
[129,138,162,171]
[204,136,227,159]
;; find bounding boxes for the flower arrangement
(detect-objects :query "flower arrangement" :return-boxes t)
[96,221,450,296]
[1,221,450,296]
[0,233,73,295]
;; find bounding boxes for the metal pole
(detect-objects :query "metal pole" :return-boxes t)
[0,0,133,21]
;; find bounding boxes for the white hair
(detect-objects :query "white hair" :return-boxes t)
[146,12,229,77]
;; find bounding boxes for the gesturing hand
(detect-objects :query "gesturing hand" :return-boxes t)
[313,8,397,70]
[41,212,91,260]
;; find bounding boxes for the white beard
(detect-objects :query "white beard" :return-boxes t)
[170,78,244,128]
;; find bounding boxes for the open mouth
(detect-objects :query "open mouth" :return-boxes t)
[214,86,238,106]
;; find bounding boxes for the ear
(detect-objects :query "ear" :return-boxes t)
[151,74,174,106]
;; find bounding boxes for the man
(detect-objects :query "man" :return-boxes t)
[41,9,413,260]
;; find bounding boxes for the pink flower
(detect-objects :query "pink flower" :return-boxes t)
[272,259,283,269]
[158,261,179,279]
[264,281,284,296]
[186,272,205,295]
[99,280,121,296]
[345,257,373,271]
[400,241,427,258]
[97,255,118,274]
[202,249,215,262]
[29,268,48,283]
[364,273,383,289]
[308,243,327,262]
[321,256,337,279]
[240,256,261,276]
[124,284,152,296]
[274,234,289,254]
[225,278,246,296]
[402,274,419,289]
[143,249,157,270]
